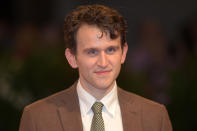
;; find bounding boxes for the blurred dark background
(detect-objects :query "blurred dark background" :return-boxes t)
[0,0,197,130]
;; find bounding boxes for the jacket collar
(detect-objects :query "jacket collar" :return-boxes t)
[57,82,83,131]
[57,82,143,131]
[118,88,143,131]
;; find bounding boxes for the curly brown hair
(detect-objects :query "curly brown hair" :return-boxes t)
[64,4,127,54]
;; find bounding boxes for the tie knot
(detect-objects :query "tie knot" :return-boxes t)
[92,102,104,114]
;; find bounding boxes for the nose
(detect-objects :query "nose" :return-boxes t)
[97,51,108,68]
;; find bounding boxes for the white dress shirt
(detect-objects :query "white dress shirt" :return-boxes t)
[77,80,123,131]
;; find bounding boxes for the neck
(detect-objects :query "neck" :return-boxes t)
[79,80,115,100]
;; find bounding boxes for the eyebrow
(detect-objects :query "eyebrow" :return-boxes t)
[106,45,120,49]
[83,48,99,53]
[83,45,120,52]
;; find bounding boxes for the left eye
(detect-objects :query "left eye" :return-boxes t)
[106,47,116,54]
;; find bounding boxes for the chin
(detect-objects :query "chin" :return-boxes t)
[94,82,114,90]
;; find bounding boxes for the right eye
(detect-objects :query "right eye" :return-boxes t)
[87,49,98,56]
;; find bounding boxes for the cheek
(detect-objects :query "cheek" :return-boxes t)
[111,54,122,64]
[78,58,97,71]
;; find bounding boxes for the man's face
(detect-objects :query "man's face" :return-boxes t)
[66,24,127,94]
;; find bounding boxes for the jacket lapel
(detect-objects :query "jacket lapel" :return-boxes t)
[118,88,143,131]
[57,83,83,131]
[56,84,143,131]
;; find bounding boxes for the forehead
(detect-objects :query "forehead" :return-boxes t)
[76,24,120,48]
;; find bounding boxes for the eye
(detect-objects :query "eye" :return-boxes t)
[106,47,117,54]
[87,49,98,56]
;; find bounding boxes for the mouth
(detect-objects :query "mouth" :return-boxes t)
[94,70,111,75]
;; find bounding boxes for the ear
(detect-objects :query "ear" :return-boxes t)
[121,43,128,64]
[65,48,78,68]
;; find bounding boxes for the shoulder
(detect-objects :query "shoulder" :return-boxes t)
[24,83,77,113]
[118,88,172,130]
[118,87,167,114]
[19,83,80,130]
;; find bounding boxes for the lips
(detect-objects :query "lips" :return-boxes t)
[94,70,111,75]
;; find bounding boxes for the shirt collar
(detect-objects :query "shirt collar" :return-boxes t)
[77,80,96,117]
[77,79,118,118]
[100,82,118,117]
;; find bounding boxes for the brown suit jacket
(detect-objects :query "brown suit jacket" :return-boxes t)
[19,83,172,131]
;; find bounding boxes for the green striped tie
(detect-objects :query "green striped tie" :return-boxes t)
[91,102,105,131]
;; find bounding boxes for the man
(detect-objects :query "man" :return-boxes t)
[19,4,172,131]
